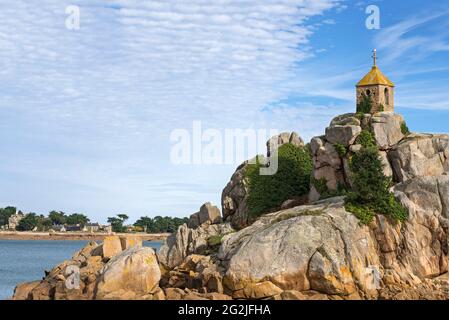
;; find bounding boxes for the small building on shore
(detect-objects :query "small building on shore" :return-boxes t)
[51,225,66,232]
[66,224,83,232]
[101,225,113,234]
[83,223,100,233]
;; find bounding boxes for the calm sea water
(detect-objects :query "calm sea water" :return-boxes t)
[0,239,163,300]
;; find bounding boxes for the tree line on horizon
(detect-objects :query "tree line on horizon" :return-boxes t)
[0,206,188,233]
[0,207,91,231]
[106,214,188,233]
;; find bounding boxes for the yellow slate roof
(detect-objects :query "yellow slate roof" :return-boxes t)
[357,66,394,87]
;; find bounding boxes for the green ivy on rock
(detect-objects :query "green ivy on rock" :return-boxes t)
[246,143,313,219]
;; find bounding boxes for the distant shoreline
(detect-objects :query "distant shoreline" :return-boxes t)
[0,231,170,242]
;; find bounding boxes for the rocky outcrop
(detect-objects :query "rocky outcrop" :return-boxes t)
[218,198,378,299]
[267,131,304,157]
[222,131,304,230]
[310,112,449,201]
[12,237,147,300]
[389,176,449,277]
[158,222,234,269]
[389,133,449,182]
[217,175,449,299]
[187,202,222,229]
[119,236,143,251]
[12,281,41,300]
[160,254,225,295]
[370,113,405,150]
[325,125,362,146]
[221,161,251,230]
[310,112,408,199]
[102,236,124,259]
[95,247,161,299]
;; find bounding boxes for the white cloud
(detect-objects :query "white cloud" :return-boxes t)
[374,11,449,64]
[0,0,343,221]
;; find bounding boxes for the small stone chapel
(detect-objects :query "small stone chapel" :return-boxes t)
[356,49,395,113]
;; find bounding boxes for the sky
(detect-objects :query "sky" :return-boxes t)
[1,0,449,224]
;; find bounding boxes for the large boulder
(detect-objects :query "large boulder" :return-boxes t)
[313,139,342,169]
[12,281,41,300]
[219,199,379,297]
[379,151,393,177]
[199,202,222,225]
[232,281,283,299]
[390,175,449,278]
[371,112,404,150]
[312,165,345,190]
[158,222,234,269]
[330,113,361,127]
[187,212,200,229]
[325,125,361,147]
[389,134,449,182]
[267,131,304,157]
[95,247,161,299]
[102,236,123,259]
[221,161,251,230]
[119,236,142,251]
[187,202,222,229]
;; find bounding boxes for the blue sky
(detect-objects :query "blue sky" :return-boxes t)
[1,0,449,224]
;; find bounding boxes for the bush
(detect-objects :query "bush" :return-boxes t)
[345,147,408,224]
[401,122,410,135]
[16,213,38,231]
[207,235,223,247]
[134,216,188,233]
[311,177,347,199]
[246,143,313,219]
[356,93,372,114]
[356,130,376,148]
[0,206,17,227]
[66,213,89,226]
[344,202,375,225]
[107,214,129,233]
[334,143,347,157]
[311,177,329,195]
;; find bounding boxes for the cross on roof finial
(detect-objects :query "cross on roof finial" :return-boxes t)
[372,48,377,67]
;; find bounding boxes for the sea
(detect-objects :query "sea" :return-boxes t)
[0,239,163,300]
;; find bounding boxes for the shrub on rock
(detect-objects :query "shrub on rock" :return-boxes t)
[245,143,312,219]
[356,92,372,114]
[356,130,375,148]
[345,147,408,224]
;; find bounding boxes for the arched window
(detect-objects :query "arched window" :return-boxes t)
[384,88,389,105]
[366,89,371,96]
